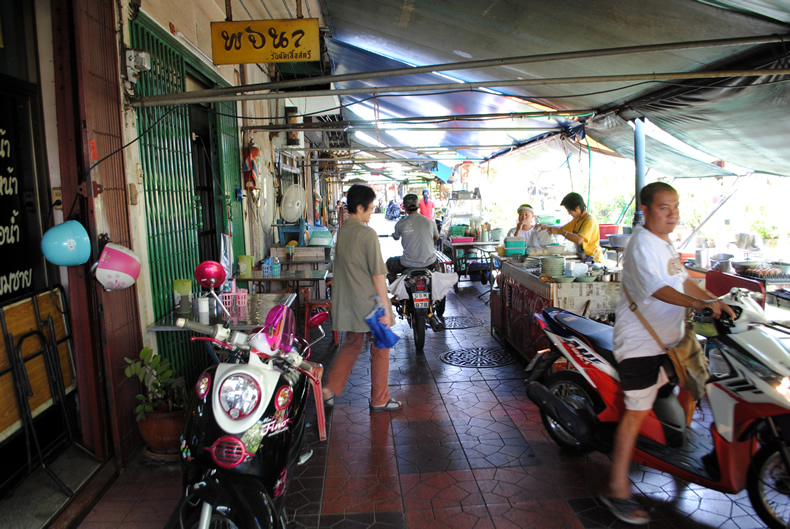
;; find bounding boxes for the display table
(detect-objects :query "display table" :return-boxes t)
[238,270,328,292]
[493,261,620,360]
[148,293,296,332]
[441,239,499,290]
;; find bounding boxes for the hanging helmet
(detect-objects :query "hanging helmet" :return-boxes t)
[41,220,92,266]
[194,261,227,290]
[93,243,142,291]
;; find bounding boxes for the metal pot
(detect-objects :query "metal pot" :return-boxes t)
[709,253,734,262]
[768,261,790,273]
[599,273,612,282]
[712,260,733,273]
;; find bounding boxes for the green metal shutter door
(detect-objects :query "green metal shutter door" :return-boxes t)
[130,21,204,382]
[215,102,245,259]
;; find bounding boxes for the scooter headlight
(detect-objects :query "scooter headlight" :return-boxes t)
[777,377,790,399]
[219,374,260,420]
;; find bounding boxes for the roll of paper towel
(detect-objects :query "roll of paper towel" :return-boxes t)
[197,297,209,313]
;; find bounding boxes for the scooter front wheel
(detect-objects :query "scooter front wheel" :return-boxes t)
[541,371,595,454]
[747,441,790,529]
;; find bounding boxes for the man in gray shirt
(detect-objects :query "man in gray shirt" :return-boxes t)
[386,194,439,282]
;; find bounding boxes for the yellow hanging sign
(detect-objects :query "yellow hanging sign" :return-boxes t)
[210,19,320,65]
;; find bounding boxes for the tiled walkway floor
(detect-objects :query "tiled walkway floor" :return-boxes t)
[78,282,768,528]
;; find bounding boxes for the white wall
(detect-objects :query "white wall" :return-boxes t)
[34,0,69,290]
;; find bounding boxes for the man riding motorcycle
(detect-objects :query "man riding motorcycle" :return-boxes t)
[386,194,439,283]
[604,182,734,524]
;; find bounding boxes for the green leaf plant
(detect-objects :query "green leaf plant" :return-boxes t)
[124,347,186,421]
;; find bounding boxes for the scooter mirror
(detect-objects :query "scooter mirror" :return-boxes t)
[195,261,226,289]
[308,311,329,329]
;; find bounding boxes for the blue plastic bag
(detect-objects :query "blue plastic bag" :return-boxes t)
[364,297,400,349]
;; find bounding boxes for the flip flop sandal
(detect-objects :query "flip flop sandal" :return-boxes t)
[599,495,651,525]
[369,398,402,412]
[323,392,335,408]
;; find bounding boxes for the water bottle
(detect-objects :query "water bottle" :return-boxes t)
[272,256,281,276]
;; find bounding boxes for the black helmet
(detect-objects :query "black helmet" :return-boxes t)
[403,194,419,211]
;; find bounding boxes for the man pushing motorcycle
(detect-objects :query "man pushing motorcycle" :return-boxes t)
[603,182,735,524]
[386,193,439,283]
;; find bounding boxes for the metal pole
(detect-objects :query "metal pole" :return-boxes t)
[254,126,563,132]
[634,118,646,226]
[131,68,790,107]
[277,144,519,152]
[303,157,484,163]
[258,109,597,128]
[679,176,741,249]
[131,33,790,106]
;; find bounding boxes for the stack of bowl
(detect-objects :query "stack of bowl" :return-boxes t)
[540,255,565,278]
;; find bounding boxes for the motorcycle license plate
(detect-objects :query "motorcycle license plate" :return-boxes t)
[412,293,430,308]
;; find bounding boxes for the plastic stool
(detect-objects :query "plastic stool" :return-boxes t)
[302,281,338,345]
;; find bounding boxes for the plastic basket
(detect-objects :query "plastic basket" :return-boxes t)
[451,236,474,243]
[220,292,235,307]
[450,225,467,236]
[236,289,248,307]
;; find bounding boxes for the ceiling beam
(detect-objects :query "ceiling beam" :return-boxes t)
[132,67,790,107]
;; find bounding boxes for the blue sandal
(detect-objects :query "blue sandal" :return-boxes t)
[369,398,402,412]
[599,495,650,525]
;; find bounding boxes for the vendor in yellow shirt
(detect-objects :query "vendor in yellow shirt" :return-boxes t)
[538,192,604,262]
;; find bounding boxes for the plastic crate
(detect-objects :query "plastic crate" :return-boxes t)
[450,225,467,236]
[599,224,622,239]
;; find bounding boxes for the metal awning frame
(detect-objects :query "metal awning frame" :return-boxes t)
[129,33,790,108]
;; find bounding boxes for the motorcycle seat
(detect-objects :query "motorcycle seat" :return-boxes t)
[552,310,617,367]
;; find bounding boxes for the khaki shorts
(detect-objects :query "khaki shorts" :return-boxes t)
[618,354,671,411]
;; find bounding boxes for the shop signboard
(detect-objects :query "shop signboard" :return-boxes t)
[0,93,45,304]
[210,19,320,65]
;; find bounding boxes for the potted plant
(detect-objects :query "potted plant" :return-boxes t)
[752,220,780,248]
[124,347,187,454]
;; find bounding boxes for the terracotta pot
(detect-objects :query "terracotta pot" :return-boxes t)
[137,409,186,454]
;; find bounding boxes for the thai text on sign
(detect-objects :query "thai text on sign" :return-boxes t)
[211,19,320,65]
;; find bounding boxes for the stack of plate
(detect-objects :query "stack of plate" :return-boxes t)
[540,255,565,277]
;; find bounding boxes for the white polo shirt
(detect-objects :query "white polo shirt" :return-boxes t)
[613,225,688,362]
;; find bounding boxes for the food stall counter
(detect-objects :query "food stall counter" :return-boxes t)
[492,261,620,361]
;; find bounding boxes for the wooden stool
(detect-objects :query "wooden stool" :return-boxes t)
[302,281,338,345]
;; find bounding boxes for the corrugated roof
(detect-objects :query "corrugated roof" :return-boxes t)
[321,0,790,176]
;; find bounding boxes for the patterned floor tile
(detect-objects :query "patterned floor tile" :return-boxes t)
[400,470,486,511]
[404,505,495,529]
[80,282,766,529]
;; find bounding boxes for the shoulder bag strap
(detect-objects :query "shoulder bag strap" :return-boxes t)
[622,284,667,351]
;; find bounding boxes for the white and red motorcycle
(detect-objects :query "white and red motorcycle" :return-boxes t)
[527,288,790,528]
